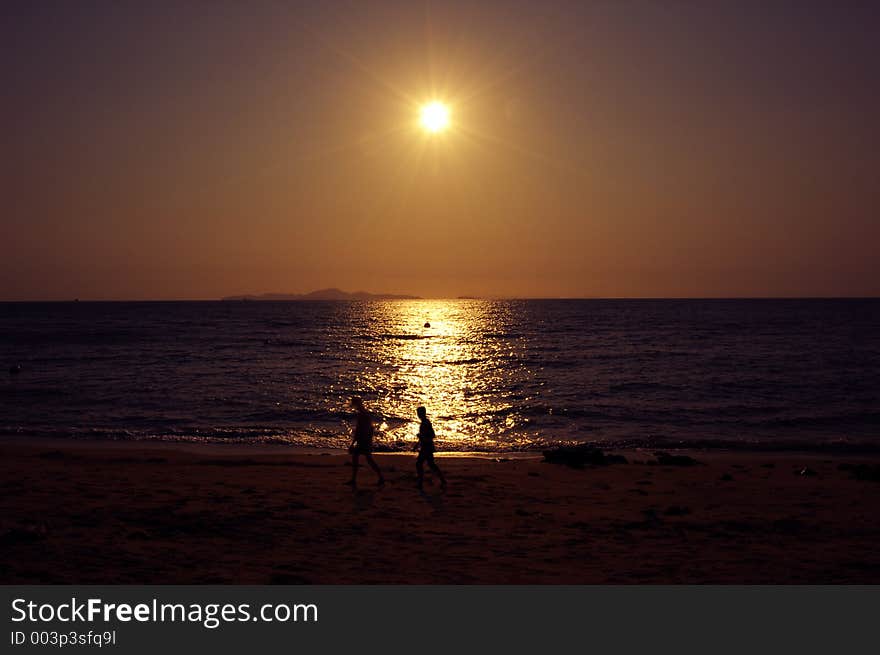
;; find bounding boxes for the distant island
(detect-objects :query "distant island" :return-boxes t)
[221,288,421,301]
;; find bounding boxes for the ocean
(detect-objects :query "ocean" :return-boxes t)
[2,299,879,452]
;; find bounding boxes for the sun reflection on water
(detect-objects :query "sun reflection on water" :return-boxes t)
[332,300,535,450]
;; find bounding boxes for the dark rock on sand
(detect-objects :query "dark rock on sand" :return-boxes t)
[1,524,48,545]
[841,463,880,482]
[542,444,628,469]
[653,451,700,466]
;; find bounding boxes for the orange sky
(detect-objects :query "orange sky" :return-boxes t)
[3,2,879,299]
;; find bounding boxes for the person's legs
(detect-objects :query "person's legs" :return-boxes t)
[427,453,447,488]
[347,453,360,485]
[416,452,426,488]
[365,453,385,485]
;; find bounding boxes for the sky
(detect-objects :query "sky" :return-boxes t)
[2,0,879,300]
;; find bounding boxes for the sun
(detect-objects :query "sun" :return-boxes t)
[419,101,450,133]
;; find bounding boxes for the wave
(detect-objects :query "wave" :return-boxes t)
[2,424,878,454]
[608,382,681,392]
[371,333,435,341]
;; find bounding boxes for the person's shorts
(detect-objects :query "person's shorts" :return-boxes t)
[350,441,372,455]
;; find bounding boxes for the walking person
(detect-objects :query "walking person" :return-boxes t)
[415,406,446,490]
[346,397,385,487]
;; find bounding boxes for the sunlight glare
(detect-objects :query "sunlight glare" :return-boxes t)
[420,101,451,133]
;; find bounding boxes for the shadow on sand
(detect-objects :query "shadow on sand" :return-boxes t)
[351,487,378,512]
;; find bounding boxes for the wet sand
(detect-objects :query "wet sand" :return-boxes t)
[1,437,879,584]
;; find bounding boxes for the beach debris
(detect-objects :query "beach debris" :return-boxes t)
[797,467,818,477]
[838,463,880,482]
[542,444,628,468]
[0,523,48,545]
[653,451,700,466]
[424,322,431,328]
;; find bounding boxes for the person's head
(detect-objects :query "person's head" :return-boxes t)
[416,406,427,419]
[351,396,364,411]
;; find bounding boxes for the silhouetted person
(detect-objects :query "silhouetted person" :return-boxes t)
[347,397,385,487]
[415,406,446,490]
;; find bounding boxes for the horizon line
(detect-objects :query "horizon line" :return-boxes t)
[2,295,880,303]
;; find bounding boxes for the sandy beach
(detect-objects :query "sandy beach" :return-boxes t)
[1,437,879,584]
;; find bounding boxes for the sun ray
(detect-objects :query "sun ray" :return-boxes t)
[301,21,420,108]
[456,124,588,177]
[449,31,549,112]
[368,131,430,223]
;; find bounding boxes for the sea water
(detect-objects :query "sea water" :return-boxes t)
[2,299,878,452]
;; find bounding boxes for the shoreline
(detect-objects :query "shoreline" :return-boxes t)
[0,435,542,459]
[1,433,878,458]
